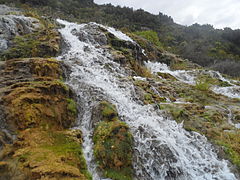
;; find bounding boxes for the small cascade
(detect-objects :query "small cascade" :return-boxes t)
[57,19,236,180]
[226,107,240,129]
[145,61,240,99]
[145,61,197,85]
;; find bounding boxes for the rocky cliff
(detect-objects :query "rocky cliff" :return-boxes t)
[0,6,91,179]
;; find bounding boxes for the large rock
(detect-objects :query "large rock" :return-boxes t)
[0,10,42,52]
[72,23,108,46]
[0,58,91,180]
[92,101,133,180]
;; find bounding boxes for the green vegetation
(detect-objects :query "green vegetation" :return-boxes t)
[134,30,163,49]
[216,132,240,169]
[94,121,133,180]
[98,101,119,121]
[0,9,59,61]
[0,29,59,61]
[93,101,133,180]
[0,57,92,179]
[67,98,78,116]
[134,80,168,104]
[46,131,92,179]
[2,0,240,76]
[195,80,210,91]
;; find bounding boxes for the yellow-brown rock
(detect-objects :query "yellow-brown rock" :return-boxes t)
[0,58,91,180]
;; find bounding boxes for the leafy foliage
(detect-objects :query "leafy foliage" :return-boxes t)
[134,30,163,48]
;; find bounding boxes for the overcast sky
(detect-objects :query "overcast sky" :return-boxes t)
[94,0,240,29]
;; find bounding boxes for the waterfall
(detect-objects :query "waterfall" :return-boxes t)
[57,19,236,180]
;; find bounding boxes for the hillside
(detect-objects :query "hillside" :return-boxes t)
[1,0,240,77]
[0,2,240,180]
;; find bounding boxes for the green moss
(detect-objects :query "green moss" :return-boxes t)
[177,84,221,106]
[93,101,133,180]
[44,132,92,180]
[144,93,153,101]
[67,98,78,116]
[160,104,188,123]
[195,79,210,91]
[99,101,119,121]
[54,80,69,92]
[104,168,132,180]
[215,132,240,170]
[17,152,31,162]
[196,74,232,88]
[219,81,232,87]
[134,79,168,104]
[93,120,133,180]
[157,72,177,80]
[170,61,191,70]
[0,27,59,61]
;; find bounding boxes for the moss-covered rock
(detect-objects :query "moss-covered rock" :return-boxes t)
[0,10,60,61]
[134,80,167,104]
[1,29,60,61]
[0,58,91,179]
[98,101,119,122]
[2,58,75,130]
[93,101,133,180]
[8,129,91,180]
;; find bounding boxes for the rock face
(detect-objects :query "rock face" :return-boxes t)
[0,5,20,15]
[0,6,92,180]
[0,6,60,60]
[2,58,76,130]
[73,23,108,46]
[0,58,91,179]
[0,5,42,53]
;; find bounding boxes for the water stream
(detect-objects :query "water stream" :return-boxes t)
[57,19,236,180]
[145,61,240,99]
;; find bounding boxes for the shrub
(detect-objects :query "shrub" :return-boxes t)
[134,30,163,48]
[195,80,210,91]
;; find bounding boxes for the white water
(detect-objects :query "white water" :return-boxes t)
[145,61,240,99]
[145,61,197,85]
[226,107,240,129]
[99,24,135,43]
[57,19,236,180]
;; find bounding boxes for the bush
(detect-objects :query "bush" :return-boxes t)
[134,30,163,48]
[195,80,210,91]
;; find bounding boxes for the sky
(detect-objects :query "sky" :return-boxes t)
[94,0,240,29]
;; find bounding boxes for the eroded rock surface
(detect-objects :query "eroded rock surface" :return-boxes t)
[0,5,42,52]
[0,58,91,180]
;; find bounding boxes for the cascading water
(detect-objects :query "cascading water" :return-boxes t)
[145,61,240,99]
[57,19,236,180]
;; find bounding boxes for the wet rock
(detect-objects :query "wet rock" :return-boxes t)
[0,5,20,15]
[0,13,42,52]
[92,101,133,180]
[91,101,119,128]
[1,58,77,130]
[111,50,127,64]
[133,127,182,180]
[73,23,108,46]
